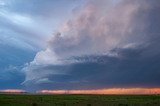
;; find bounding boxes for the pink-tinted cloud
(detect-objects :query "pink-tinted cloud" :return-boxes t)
[0,89,26,93]
[22,0,160,91]
[24,0,148,83]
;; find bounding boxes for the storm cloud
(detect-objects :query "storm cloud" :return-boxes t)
[23,0,160,91]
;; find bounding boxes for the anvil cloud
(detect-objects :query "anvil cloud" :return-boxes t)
[22,0,160,91]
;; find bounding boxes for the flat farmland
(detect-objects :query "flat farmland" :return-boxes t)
[0,94,160,106]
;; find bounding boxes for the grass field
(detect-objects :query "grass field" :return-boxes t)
[0,94,160,106]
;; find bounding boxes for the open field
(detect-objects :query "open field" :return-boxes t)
[0,94,160,106]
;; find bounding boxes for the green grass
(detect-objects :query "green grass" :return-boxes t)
[0,94,160,106]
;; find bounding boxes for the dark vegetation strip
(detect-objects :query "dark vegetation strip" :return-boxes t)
[0,94,160,106]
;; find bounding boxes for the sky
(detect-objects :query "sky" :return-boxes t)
[0,0,160,94]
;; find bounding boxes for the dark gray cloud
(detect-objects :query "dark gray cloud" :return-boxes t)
[24,45,160,91]
[23,0,160,91]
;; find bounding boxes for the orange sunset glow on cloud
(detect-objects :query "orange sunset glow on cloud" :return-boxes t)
[38,88,160,94]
